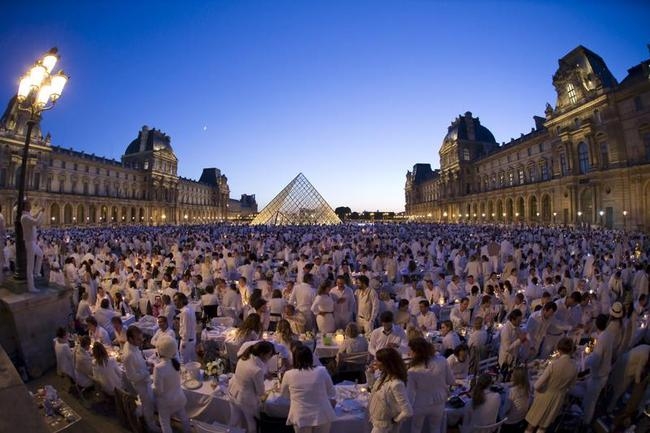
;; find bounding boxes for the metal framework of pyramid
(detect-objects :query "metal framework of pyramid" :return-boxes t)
[250,173,341,226]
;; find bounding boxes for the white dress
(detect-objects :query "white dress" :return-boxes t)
[311,294,336,334]
[281,366,336,428]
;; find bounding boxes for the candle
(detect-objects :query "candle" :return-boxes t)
[335,334,345,344]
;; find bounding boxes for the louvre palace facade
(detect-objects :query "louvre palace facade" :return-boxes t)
[405,46,650,231]
[0,96,256,227]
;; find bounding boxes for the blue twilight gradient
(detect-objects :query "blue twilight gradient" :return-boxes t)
[0,1,648,212]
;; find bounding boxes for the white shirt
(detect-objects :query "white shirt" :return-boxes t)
[123,341,151,385]
[368,325,407,356]
[178,304,197,342]
[151,328,176,348]
[281,366,336,428]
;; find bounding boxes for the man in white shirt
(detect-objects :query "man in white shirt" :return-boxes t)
[174,292,197,362]
[356,275,379,334]
[526,301,557,359]
[150,315,176,348]
[289,273,316,331]
[330,275,356,330]
[123,326,160,433]
[86,317,111,346]
[368,311,407,356]
[499,309,526,367]
[440,320,461,354]
[450,297,471,329]
[416,300,438,333]
[606,344,650,413]
[582,314,615,424]
[20,201,44,293]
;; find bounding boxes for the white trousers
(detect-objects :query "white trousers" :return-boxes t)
[294,423,332,433]
[132,380,158,430]
[158,401,190,433]
[25,240,43,290]
[411,402,445,433]
[180,339,196,363]
[229,400,258,433]
[582,375,607,424]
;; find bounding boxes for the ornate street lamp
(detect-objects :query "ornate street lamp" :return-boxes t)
[623,210,628,230]
[13,48,68,282]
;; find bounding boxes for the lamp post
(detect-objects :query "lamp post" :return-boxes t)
[553,212,557,225]
[623,210,628,230]
[599,210,604,227]
[13,48,68,283]
[577,210,583,228]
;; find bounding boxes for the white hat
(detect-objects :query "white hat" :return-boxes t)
[156,336,177,359]
[610,302,624,319]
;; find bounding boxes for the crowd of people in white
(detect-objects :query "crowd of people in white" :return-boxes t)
[3,204,648,433]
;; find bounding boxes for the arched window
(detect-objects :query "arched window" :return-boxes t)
[578,142,590,174]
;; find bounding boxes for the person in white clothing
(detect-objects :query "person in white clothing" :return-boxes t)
[330,275,356,330]
[290,273,317,332]
[151,316,176,348]
[123,326,160,433]
[356,275,380,334]
[450,297,471,330]
[499,309,526,368]
[54,327,74,379]
[407,337,454,433]
[416,300,438,333]
[20,201,44,292]
[311,282,336,334]
[174,292,197,362]
[153,336,190,433]
[606,344,650,413]
[281,345,337,433]
[228,341,276,433]
[368,311,407,356]
[91,342,123,395]
[459,374,501,433]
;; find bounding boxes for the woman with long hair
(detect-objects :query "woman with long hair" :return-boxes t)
[228,341,276,433]
[407,337,454,433]
[228,313,262,345]
[91,342,122,396]
[459,374,501,433]
[502,366,531,433]
[153,335,190,433]
[281,345,337,432]
[368,347,413,433]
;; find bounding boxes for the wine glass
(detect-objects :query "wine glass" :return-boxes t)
[210,377,218,391]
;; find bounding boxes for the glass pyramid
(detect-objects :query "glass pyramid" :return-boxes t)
[250,173,341,226]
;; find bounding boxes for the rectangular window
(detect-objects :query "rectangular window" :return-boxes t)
[518,169,525,184]
[600,142,609,168]
[567,83,577,104]
[508,172,514,186]
[560,154,568,176]
[541,162,550,180]
[528,166,536,182]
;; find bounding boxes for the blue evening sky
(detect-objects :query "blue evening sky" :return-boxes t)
[1,1,648,212]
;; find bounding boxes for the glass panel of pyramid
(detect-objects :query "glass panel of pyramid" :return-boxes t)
[250,173,341,226]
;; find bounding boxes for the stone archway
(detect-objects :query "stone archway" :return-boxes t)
[50,203,60,225]
[579,188,594,224]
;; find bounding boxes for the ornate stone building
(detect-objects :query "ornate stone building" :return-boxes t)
[0,98,255,227]
[405,46,650,231]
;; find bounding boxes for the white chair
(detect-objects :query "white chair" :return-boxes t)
[471,417,508,433]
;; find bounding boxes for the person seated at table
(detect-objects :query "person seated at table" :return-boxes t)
[111,316,127,347]
[416,300,438,333]
[153,336,191,433]
[395,299,414,329]
[222,282,243,319]
[369,311,407,356]
[86,316,111,346]
[409,288,427,316]
[228,341,276,433]
[268,289,286,332]
[227,312,262,345]
[114,292,132,316]
[281,344,337,433]
[440,320,461,356]
[447,345,470,380]
[275,319,297,348]
[91,342,122,396]
[337,322,369,355]
[450,297,471,330]
[151,315,176,348]
[54,327,74,380]
[510,293,528,318]
[502,366,531,433]
[76,291,93,326]
[73,335,94,389]
[94,298,119,339]
[459,374,500,433]
[407,337,454,433]
[473,295,497,328]
[283,304,307,334]
[467,317,488,358]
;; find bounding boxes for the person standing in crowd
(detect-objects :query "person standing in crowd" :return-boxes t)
[357,275,380,334]
[606,344,650,413]
[524,338,578,433]
[290,273,316,332]
[368,311,407,356]
[153,336,190,433]
[526,302,557,360]
[499,309,526,368]
[367,347,413,433]
[330,275,356,330]
[228,341,276,433]
[123,325,160,433]
[174,292,197,362]
[311,281,336,334]
[407,337,454,433]
[581,313,615,425]
[151,315,176,348]
[281,345,337,433]
[21,200,44,293]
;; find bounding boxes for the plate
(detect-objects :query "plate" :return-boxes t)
[183,379,202,390]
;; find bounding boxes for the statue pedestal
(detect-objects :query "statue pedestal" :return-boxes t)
[0,280,72,379]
